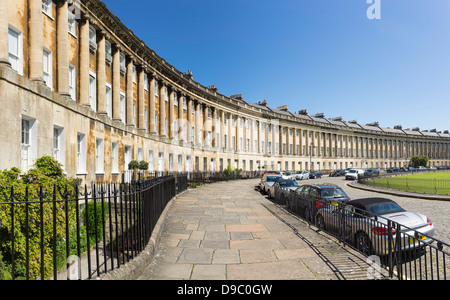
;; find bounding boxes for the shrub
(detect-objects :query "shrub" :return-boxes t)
[82,201,109,243]
[0,156,78,279]
[128,160,140,170]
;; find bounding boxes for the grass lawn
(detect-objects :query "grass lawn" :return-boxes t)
[364,172,450,195]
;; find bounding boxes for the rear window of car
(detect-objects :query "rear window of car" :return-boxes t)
[279,181,299,187]
[320,188,347,198]
[369,203,404,215]
[266,176,282,182]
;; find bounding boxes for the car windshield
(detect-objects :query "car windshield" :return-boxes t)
[279,181,299,187]
[266,176,282,182]
[320,188,347,198]
[369,202,404,215]
[349,170,356,173]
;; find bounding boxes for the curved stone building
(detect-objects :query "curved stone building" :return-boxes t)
[1,0,449,184]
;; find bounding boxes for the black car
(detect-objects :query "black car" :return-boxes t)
[309,171,322,179]
[329,170,346,177]
[364,169,380,177]
[286,184,350,223]
[387,167,399,173]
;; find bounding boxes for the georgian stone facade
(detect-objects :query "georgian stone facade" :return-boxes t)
[1,0,449,184]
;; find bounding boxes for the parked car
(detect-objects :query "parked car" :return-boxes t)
[387,167,399,173]
[281,172,294,180]
[286,184,350,223]
[259,174,283,194]
[309,171,322,179]
[417,166,427,171]
[329,170,346,177]
[408,167,417,172]
[363,169,380,177]
[268,179,300,204]
[314,198,435,256]
[293,170,309,180]
[345,169,364,180]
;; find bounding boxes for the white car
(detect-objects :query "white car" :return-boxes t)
[293,171,309,180]
[345,169,365,180]
[281,172,294,180]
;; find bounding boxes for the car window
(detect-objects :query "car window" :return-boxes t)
[300,186,310,196]
[309,188,319,198]
[295,186,304,195]
[369,203,404,215]
[320,188,347,198]
[266,176,282,182]
[280,181,299,187]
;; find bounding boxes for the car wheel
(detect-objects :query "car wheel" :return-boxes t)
[355,232,373,255]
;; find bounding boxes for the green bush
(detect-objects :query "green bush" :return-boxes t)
[82,201,109,243]
[0,156,79,279]
[128,160,140,170]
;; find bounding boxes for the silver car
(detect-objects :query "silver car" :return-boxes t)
[268,179,300,204]
[259,174,283,195]
[293,171,309,180]
[314,198,435,256]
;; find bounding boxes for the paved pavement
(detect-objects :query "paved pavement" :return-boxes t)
[137,178,390,280]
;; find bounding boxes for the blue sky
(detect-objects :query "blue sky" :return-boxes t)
[104,0,450,132]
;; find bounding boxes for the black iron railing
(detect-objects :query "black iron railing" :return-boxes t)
[0,174,187,280]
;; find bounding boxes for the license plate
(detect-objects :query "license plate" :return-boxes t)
[410,235,426,244]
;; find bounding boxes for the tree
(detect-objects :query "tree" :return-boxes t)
[411,155,429,167]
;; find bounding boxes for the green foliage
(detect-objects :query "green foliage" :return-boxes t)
[82,201,109,243]
[128,160,140,170]
[138,160,149,170]
[0,156,79,279]
[222,165,242,179]
[411,155,429,168]
[188,182,204,189]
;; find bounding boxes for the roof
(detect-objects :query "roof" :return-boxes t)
[306,184,339,189]
[349,198,403,211]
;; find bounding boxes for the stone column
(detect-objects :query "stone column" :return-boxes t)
[159,81,166,137]
[178,93,184,141]
[195,101,201,146]
[79,16,90,106]
[169,87,175,139]
[148,74,156,135]
[112,44,122,121]
[126,57,134,127]
[187,96,193,143]
[138,67,145,131]
[97,31,107,115]
[227,113,232,151]
[0,0,10,67]
[29,0,44,81]
[56,0,70,96]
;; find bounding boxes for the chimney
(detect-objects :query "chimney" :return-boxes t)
[394,125,402,130]
[366,121,379,127]
[298,109,308,115]
[313,113,325,118]
[277,105,288,112]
